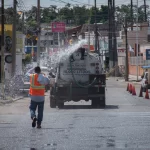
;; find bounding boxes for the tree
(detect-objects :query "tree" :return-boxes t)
[99,5,109,23]
[25,6,37,28]
[73,5,90,25]
[41,5,58,23]
[57,4,73,25]
[0,7,23,31]
[116,4,148,25]
[3,4,148,34]
[89,7,100,24]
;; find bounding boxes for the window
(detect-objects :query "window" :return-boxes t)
[54,40,58,45]
[50,40,53,45]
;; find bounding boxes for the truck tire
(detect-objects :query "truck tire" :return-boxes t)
[91,98,98,108]
[50,87,56,108]
[98,99,105,108]
[50,96,56,108]
[58,102,64,109]
[91,97,105,108]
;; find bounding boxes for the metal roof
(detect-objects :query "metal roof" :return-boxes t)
[141,65,150,69]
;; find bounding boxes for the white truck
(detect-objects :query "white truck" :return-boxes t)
[50,47,106,108]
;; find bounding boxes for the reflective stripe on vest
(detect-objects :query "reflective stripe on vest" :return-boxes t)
[30,74,45,89]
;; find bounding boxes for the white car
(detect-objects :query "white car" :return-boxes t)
[141,72,148,92]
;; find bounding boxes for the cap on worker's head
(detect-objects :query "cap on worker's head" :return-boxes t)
[34,66,41,73]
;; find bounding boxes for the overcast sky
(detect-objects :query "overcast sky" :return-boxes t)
[5,0,149,10]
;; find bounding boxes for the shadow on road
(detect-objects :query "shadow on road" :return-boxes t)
[105,105,119,109]
[61,105,118,110]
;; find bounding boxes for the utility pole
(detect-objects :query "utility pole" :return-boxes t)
[112,0,117,70]
[88,24,91,53]
[94,0,98,54]
[144,0,147,22]
[12,0,17,75]
[136,0,139,81]
[88,0,90,53]
[22,12,24,33]
[1,0,5,99]
[124,18,129,81]
[131,0,133,30]
[37,0,40,66]
[108,0,113,69]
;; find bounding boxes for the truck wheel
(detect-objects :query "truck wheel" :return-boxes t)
[91,98,105,108]
[50,96,56,108]
[91,99,98,108]
[98,99,105,108]
[58,102,64,109]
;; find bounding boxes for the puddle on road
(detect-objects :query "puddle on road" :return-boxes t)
[93,136,147,148]
[56,129,65,133]
[91,126,112,129]
[24,143,57,150]
[44,143,57,146]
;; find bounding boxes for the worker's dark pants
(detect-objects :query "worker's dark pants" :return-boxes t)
[29,100,44,125]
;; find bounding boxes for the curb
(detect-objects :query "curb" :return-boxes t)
[116,78,141,85]
[0,96,25,105]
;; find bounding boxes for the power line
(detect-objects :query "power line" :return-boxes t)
[70,0,93,6]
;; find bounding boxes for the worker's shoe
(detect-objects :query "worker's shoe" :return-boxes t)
[32,117,37,128]
[37,124,41,129]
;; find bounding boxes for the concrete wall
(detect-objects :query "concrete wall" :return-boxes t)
[129,65,143,76]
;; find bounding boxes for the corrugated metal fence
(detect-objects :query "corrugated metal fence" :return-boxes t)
[129,56,150,66]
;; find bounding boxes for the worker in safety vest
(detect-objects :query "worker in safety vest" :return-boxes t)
[69,32,78,45]
[29,66,50,129]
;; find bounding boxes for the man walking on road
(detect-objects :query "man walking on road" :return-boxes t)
[29,66,50,128]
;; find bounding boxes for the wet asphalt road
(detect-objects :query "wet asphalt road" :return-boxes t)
[0,78,150,150]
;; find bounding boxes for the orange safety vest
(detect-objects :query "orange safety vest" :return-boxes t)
[29,74,45,96]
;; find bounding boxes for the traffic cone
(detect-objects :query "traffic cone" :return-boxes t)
[127,83,129,91]
[128,84,131,93]
[130,84,133,94]
[132,86,136,96]
[139,86,143,97]
[145,89,149,99]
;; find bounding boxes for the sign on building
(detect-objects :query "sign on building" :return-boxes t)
[83,45,95,51]
[51,22,65,32]
[117,48,125,57]
[146,49,150,60]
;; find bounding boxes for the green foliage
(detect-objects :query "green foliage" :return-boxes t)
[24,5,109,26]
[23,54,32,65]
[3,4,148,30]
[41,5,58,23]
[116,4,148,24]
[2,7,22,31]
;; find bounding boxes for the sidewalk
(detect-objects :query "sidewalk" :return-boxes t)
[0,86,27,105]
[0,96,25,105]
[116,75,142,85]
[0,80,29,102]
[128,75,141,81]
